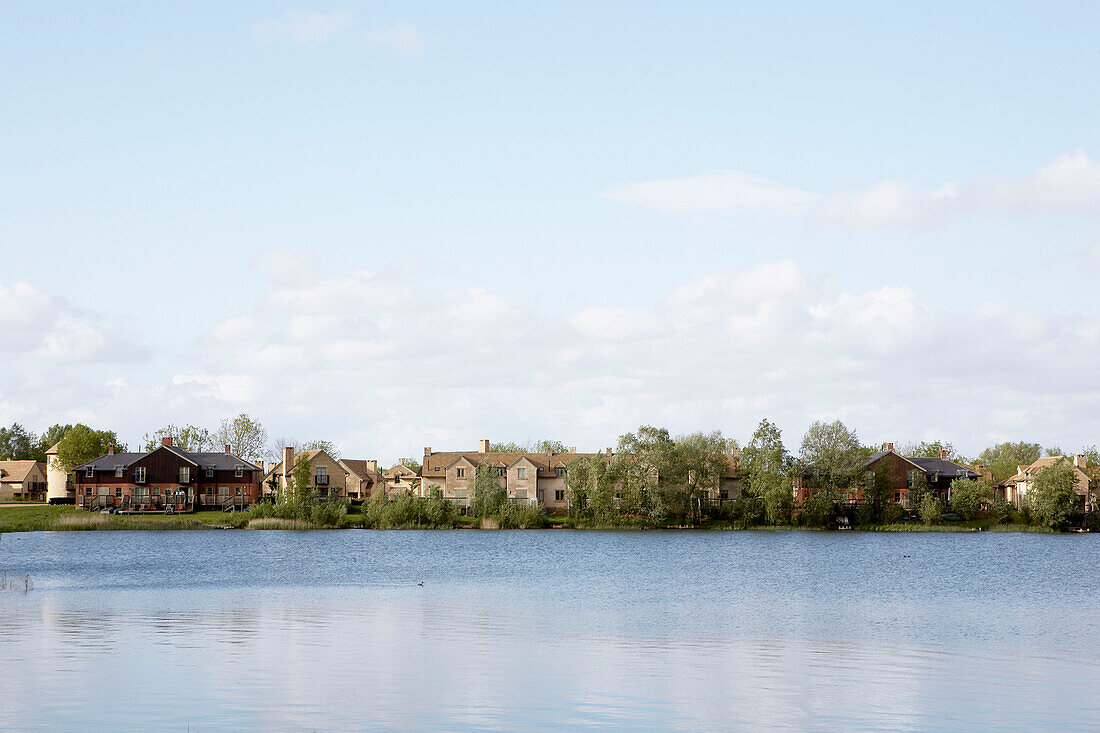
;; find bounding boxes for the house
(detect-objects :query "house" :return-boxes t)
[74,438,261,511]
[862,444,980,507]
[45,441,74,503]
[0,460,47,501]
[998,455,1094,511]
[380,461,421,498]
[420,439,742,513]
[261,447,383,501]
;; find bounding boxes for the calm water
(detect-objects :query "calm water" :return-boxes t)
[1,529,1098,731]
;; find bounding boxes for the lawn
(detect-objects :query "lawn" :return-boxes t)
[0,505,249,532]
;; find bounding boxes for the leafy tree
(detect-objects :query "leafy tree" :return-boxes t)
[1028,462,1079,529]
[302,440,340,459]
[215,414,268,461]
[950,477,993,520]
[470,462,506,518]
[907,470,930,512]
[662,430,732,524]
[976,442,1043,483]
[858,466,895,524]
[398,457,422,473]
[797,420,863,500]
[903,440,965,462]
[743,419,792,524]
[0,423,38,460]
[1044,446,1065,457]
[142,424,216,453]
[279,453,316,520]
[487,439,569,453]
[55,425,124,473]
[918,493,942,525]
[35,424,73,461]
[565,454,600,520]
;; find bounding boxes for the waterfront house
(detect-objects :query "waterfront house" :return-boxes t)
[0,460,47,501]
[262,447,383,501]
[998,455,1094,510]
[862,444,980,507]
[339,459,383,501]
[74,438,261,511]
[381,461,421,498]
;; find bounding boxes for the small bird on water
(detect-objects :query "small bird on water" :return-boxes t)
[417,581,424,586]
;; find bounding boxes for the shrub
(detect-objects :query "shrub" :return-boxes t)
[919,494,943,526]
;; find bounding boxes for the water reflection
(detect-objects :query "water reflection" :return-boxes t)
[0,530,1098,730]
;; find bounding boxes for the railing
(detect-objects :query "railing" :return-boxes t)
[315,475,330,486]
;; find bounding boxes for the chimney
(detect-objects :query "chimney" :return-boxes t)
[546,448,553,459]
[282,446,294,494]
[940,449,947,460]
[108,444,114,455]
[161,437,173,447]
[367,460,378,473]
[225,444,231,454]
[1074,454,1087,470]
[886,442,894,452]
[424,446,431,456]
[605,447,612,458]
[478,439,490,453]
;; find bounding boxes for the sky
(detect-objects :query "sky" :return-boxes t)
[2,2,1100,463]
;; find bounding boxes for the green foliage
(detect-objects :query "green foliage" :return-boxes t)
[0,423,39,460]
[496,502,548,529]
[976,441,1042,483]
[858,467,895,524]
[470,462,507,518]
[398,458,422,473]
[487,439,569,453]
[743,419,792,524]
[949,477,993,520]
[918,493,942,525]
[273,455,317,521]
[904,440,966,462]
[361,486,458,529]
[142,424,216,453]
[215,414,268,460]
[55,424,124,472]
[907,470,930,511]
[797,420,863,499]
[1027,462,1078,529]
[799,492,839,528]
[302,440,340,459]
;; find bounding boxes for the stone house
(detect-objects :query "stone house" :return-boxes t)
[0,460,47,501]
[998,455,1094,510]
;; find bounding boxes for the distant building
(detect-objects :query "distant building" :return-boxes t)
[74,438,261,511]
[262,447,383,501]
[45,441,73,504]
[0,460,47,501]
[381,461,421,498]
[862,444,980,507]
[998,455,1094,511]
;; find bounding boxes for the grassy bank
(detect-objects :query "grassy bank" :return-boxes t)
[0,505,251,532]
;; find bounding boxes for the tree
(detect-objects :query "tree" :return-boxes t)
[858,466,895,524]
[1028,462,1078,529]
[615,426,677,521]
[142,424,216,453]
[487,439,569,453]
[919,493,942,526]
[903,440,965,462]
[470,462,506,518]
[1044,446,1065,457]
[662,430,732,524]
[279,454,315,520]
[398,457,422,473]
[797,420,863,500]
[976,442,1042,483]
[907,470,930,512]
[743,419,792,524]
[302,440,340,459]
[0,423,38,460]
[55,425,123,473]
[215,414,268,461]
[35,424,73,461]
[950,477,993,520]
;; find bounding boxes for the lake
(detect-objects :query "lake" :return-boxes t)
[0,529,1098,731]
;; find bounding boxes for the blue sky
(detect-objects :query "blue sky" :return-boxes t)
[3,2,1100,461]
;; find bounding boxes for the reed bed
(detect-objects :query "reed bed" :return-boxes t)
[247,517,315,530]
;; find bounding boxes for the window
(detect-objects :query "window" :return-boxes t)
[720,491,728,500]
[496,467,506,477]
[514,488,527,499]
[205,467,213,478]
[517,467,527,479]
[456,467,466,478]
[115,467,124,478]
[85,487,92,496]
[454,489,467,499]
[116,487,122,497]
[179,467,190,484]
[536,489,544,501]
[134,466,146,483]
[86,467,94,478]
[235,487,242,496]
[235,466,244,478]
[554,490,565,502]
[894,492,902,503]
[555,468,565,477]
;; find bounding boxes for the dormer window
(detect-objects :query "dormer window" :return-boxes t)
[496,467,505,477]
[556,468,565,477]
[86,467,95,478]
[115,467,124,478]
[235,466,243,478]
[205,467,214,478]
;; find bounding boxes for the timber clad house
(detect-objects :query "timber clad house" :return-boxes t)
[863,445,981,507]
[74,438,261,512]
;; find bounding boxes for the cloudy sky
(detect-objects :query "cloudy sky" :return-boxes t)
[3,2,1100,462]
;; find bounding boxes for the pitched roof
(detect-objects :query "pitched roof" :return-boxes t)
[340,459,381,480]
[77,446,258,472]
[908,457,979,479]
[0,460,44,483]
[1001,456,1091,487]
[421,449,741,479]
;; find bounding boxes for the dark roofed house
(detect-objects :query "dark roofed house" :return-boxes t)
[74,438,261,512]
[863,444,979,508]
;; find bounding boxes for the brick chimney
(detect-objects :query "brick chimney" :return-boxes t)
[161,437,173,447]
[605,447,612,458]
[224,444,231,454]
[108,444,114,455]
[282,446,294,494]
[424,446,431,457]
[940,449,948,459]
[478,439,490,453]
[886,442,894,451]
[366,460,378,473]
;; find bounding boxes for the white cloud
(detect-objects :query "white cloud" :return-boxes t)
[364,21,424,58]
[251,9,351,46]
[605,150,1100,229]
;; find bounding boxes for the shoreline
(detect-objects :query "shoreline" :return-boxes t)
[0,505,1067,534]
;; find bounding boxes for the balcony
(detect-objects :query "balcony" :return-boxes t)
[315,475,329,486]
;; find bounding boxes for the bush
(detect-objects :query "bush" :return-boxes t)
[496,503,547,529]
[919,494,943,526]
[799,493,838,528]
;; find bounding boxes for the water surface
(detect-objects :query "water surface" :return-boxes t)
[1,530,1097,731]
